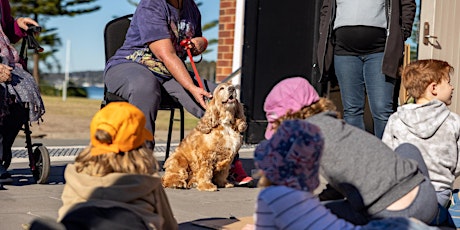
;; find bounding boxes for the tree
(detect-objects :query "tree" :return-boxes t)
[10,0,101,84]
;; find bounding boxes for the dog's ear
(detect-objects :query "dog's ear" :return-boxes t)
[234,100,247,133]
[235,100,246,121]
[196,97,219,134]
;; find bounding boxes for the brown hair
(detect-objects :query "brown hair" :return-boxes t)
[401,59,454,99]
[270,97,339,132]
[74,130,159,177]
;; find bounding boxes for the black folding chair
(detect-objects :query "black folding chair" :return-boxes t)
[102,14,184,160]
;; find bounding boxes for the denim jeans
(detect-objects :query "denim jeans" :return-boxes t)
[334,52,396,139]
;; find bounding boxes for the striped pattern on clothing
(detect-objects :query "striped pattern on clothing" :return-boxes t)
[254,186,359,230]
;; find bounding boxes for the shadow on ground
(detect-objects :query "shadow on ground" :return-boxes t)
[5,165,66,186]
[179,217,239,229]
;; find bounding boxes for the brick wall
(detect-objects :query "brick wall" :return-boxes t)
[216,0,236,82]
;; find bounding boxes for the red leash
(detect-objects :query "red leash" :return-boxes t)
[180,38,205,90]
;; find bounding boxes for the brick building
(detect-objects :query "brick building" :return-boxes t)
[216,0,244,82]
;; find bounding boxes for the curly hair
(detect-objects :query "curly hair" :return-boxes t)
[269,97,339,133]
[74,130,159,177]
[401,59,454,99]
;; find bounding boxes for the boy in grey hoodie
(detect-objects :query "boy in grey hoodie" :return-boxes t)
[382,59,460,209]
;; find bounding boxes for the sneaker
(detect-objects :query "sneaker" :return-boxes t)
[236,176,254,186]
[0,172,12,183]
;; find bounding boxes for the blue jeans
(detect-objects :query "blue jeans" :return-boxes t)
[334,52,396,139]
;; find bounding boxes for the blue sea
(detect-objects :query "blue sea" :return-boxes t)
[84,86,104,100]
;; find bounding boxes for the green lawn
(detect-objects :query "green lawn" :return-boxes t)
[41,95,199,131]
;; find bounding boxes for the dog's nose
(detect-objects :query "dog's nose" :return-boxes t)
[228,86,235,92]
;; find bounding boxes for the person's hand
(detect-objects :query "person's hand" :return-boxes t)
[0,64,13,83]
[190,37,208,56]
[189,85,212,109]
[16,17,39,31]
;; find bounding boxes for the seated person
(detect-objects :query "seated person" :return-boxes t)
[103,0,251,185]
[382,59,460,208]
[0,0,44,183]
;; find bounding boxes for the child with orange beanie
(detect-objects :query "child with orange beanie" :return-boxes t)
[57,102,177,230]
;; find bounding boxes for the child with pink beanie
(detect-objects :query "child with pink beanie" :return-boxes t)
[259,76,438,225]
[250,119,438,229]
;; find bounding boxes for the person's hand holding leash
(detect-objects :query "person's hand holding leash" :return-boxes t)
[189,37,208,56]
[16,17,39,31]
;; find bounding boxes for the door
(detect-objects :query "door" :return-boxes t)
[418,0,460,113]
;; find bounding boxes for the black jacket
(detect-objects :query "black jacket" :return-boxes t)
[316,0,416,81]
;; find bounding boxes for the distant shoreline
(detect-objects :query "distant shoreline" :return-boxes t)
[84,86,104,100]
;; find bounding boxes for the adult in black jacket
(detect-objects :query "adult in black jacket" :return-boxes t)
[315,0,416,139]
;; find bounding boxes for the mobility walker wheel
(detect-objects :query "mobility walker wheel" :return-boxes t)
[31,145,50,184]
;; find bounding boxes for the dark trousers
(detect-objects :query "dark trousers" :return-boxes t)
[0,103,27,168]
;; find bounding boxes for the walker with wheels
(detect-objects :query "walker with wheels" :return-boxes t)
[0,26,50,184]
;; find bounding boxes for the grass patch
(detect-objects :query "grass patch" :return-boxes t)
[41,95,199,131]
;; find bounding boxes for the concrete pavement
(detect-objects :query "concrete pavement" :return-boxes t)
[2,136,260,230]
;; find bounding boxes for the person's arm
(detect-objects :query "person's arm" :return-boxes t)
[319,0,331,30]
[149,38,211,109]
[0,0,37,43]
[454,116,460,178]
[381,116,396,149]
[400,0,417,40]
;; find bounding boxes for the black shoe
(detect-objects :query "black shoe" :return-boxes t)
[0,172,13,183]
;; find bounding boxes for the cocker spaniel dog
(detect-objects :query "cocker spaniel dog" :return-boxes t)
[162,82,247,191]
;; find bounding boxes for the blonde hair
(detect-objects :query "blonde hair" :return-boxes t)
[74,130,159,177]
[270,97,339,132]
[401,59,454,99]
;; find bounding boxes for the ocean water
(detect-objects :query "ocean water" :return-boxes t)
[84,86,104,100]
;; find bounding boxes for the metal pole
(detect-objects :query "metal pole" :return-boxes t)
[62,40,70,101]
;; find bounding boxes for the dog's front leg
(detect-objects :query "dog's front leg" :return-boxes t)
[195,165,218,192]
[213,159,234,188]
[213,167,234,188]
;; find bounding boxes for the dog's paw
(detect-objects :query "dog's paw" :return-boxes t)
[187,180,198,188]
[197,182,218,192]
[162,178,188,189]
[224,183,234,188]
[163,183,189,189]
[237,122,247,133]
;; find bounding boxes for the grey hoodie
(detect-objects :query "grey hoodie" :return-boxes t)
[305,112,425,215]
[382,99,460,192]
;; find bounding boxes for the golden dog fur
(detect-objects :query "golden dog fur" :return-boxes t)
[162,82,247,191]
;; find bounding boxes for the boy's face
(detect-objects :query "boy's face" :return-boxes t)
[435,77,454,105]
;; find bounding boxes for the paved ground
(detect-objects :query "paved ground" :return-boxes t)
[1,135,260,230]
[5,133,459,230]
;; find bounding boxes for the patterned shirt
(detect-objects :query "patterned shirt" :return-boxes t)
[105,0,202,79]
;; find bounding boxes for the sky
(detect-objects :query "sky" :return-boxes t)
[44,0,420,73]
[45,0,220,73]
